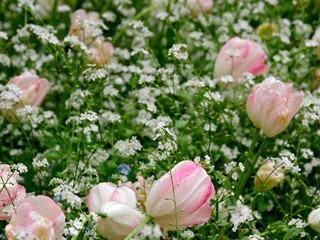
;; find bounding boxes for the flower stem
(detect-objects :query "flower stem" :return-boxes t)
[96,212,108,218]
[235,131,267,197]
[124,215,153,240]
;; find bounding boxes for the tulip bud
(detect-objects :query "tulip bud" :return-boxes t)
[86,183,144,240]
[308,207,320,232]
[256,23,279,41]
[89,40,114,67]
[68,9,100,45]
[246,77,303,137]
[0,164,26,220]
[312,28,320,58]
[145,160,215,230]
[187,0,213,17]
[254,160,285,192]
[1,72,49,121]
[8,72,49,108]
[214,37,268,86]
[5,195,65,240]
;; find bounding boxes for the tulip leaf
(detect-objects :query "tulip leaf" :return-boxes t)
[283,228,303,240]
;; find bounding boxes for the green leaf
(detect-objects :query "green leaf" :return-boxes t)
[283,228,303,240]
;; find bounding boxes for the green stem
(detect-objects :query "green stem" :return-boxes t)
[96,212,108,218]
[112,6,154,44]
[235,133,267,197]
[50,0,58,20]
[124,215,153,240]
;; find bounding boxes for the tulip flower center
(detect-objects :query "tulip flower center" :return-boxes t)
[278,106,289,125]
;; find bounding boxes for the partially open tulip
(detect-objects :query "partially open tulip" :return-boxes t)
[5,195,65,240]
[87,183,144,240]
[0,164,26,220]
[145,160,214,230]
[308,207,320,232]
[89,40,114,67]
[68,9,100,45]
[187,0,213,16]
[246,77,303,137]
[214,37,268,86]
[8,72,49,108]
[254,160,285,192]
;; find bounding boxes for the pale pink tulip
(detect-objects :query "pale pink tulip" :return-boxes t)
[87,183,144,240]
[5,195,65,240]
[145,160,215,230]
[68,9,100,45]
[8,72,49,107]
[187,0,213,16]
[96,201,144,240]
[254,160,285,192]
[0,164,26,220]
[89,40,114,67]
[246,77,303,137]
[214,37,268,86]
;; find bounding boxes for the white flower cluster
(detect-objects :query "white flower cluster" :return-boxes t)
[114,136,142,157]
[83,68,108,81]
[28,24,60,45]
[168,43,188,60]
[65,89,92,110]
[100,110,121,123]
[88,149,110,166]
[16,106,58,129]
[229,200,255,232]
[0,84,21,109]
[51,178,82,208]
[32,153,49,169]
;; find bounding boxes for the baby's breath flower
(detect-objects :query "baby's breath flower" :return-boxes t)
[168,43,188,60]
[114,136,142,157]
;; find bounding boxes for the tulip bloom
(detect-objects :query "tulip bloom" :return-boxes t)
[145,160,214,230]
[5,195,65,240]
[246,77,303,137]
[214,37,268,86]
[68,9,100,45]
[86,183,144,240]
[187,0,213,16]
[254,160,285,192]
[308,208,320,232]
[89,40,114,67]
[0,164,26,220]
[8,72,49,108]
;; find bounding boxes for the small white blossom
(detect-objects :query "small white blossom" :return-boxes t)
[114,136,142,157]
[168,43,188,60]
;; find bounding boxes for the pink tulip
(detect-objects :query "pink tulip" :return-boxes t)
[145,160,215,230]
[86,183,144,240]
[0,164,26,220]
[5,195,65,240]
[8,72,49,107]
[214,37,268,86]
[187,0,213,16]
[68,9,100,45]
[89,40,114,67]
[246,77,303,137]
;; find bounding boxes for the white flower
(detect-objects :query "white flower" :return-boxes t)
[168,43,188,60]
